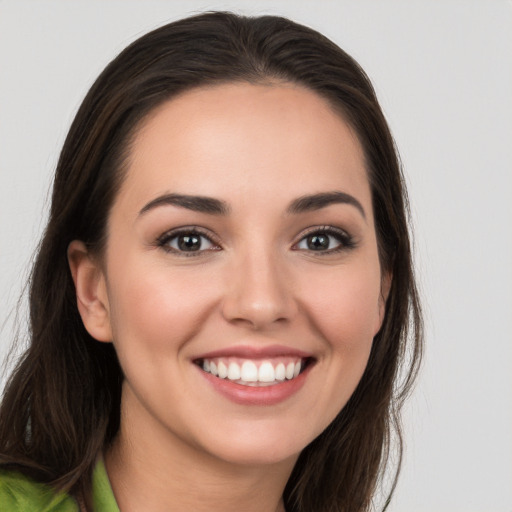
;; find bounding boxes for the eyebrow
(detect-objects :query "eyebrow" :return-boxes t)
[287,191,366,219]
[138,190,365,219]
[139,193,230,216]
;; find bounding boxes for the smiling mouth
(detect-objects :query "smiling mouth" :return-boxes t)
[194,357,314,387]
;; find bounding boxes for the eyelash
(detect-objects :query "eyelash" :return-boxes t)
[156,227,221,257]
[156,225,356,257]
[293,226,356,255]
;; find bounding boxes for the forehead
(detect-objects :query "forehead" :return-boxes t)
[116,82,371,217]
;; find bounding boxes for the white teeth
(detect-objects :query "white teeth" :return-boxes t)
[258,362,275,382]
[240,361,258,382]
[227,362,241,380]
[200,357,307,385]
[275,363,286,381]
[218,361,228,379]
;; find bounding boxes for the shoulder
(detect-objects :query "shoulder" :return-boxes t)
[0,468,78,512]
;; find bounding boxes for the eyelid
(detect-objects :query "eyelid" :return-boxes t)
[155,224,355,256]
[156,226,222,255]
[292,225,356,253]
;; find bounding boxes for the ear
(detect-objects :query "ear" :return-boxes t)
[67,240,112,343]
[375,270,392,335]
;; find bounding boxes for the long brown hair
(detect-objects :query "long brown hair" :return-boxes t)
[0,12,422,511]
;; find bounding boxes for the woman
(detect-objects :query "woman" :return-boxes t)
[0,11,422,512]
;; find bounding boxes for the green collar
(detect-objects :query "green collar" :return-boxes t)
[92,458,120,512]
[0,458,119,511]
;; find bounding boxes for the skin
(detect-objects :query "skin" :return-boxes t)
[68,82,389,512]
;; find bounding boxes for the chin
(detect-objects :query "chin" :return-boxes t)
[188,417,320,468]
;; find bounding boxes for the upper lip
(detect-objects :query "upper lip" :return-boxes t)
[193,344,314,360]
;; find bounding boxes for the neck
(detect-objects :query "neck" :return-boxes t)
[104,389,296,512]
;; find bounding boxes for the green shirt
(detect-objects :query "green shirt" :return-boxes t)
[0,459,119,511]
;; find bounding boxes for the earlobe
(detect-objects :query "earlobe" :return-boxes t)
[67,240,112,343]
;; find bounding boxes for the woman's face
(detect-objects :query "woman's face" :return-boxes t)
[82,82,387,466]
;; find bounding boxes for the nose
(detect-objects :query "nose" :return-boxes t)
[221,250,298,330]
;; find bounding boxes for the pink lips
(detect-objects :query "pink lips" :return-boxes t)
[195,344,313,360]
[193,344,315,406]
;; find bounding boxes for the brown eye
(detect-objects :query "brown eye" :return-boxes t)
[306,234,331,251]
[159,230,217,254]
[295,227,355,254]
[177,234,203,251]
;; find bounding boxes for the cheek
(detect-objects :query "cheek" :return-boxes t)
[302,264,383,353]
[106,261,219,357]
[291,262,382,434]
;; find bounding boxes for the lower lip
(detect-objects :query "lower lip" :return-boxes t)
[196,364,312,406]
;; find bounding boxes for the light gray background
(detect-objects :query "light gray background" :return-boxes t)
[1,1,511,510]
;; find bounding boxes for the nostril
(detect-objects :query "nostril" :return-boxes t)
[220,268,298,329]
[221,301,297,330]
